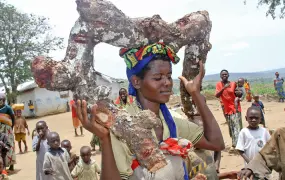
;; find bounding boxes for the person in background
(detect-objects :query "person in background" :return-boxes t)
[0,132,10,169]
[70,98,83,136]
[14,109,30,154]
[274,72,285,103]
[236,78,246,101]
[252,95,266,127]
[43,132,72,180]
[61,140,79,172]
[216,70,243,151]
[32,121,49,180]
[71,146,101,180]
[236,106,270,166]
[90,134,101,152]
[114,88,134,109]
[234,88,243,113]
[244,79,252,102]
[28,100,35,117]
[0,93,16,171]
[238,127,285,179]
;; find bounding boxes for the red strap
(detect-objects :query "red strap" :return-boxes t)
[131,159,140,170]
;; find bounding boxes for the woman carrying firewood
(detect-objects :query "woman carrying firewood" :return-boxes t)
[76,43,225,180]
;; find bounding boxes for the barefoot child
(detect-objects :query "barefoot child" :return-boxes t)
[14,110,30,153]
[252,95,266,127]
[71,146,101,180]
[234,88,243,113]
[32,121,49,180]
[236,107,271,165]
[61,140,79,172]
[43,132,72,180]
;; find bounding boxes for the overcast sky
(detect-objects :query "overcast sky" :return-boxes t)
[6,0,285,79]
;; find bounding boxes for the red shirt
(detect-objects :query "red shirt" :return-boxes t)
[70,100,77,118]
[215,81,241,115]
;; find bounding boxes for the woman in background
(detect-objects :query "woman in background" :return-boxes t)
[274,72,285,103]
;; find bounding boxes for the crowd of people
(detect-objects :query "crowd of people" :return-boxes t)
[0,43,284,180]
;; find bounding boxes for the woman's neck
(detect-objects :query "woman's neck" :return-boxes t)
[222,80,229,84]
[137,94,160,116]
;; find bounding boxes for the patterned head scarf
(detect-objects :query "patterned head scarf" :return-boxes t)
[120,42,180,96]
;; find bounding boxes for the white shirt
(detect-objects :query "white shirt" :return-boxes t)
[236,127,271,164]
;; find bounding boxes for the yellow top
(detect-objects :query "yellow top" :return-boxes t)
[110,102,204,178]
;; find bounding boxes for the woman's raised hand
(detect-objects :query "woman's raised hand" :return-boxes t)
[75,100,110,140]
[179,60,205,94]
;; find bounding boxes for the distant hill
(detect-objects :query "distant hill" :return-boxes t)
[204,68,285,81]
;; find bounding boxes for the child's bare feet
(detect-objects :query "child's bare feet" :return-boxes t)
[91,148,96,152]
[24,147,28,153]
[19,151,23,154]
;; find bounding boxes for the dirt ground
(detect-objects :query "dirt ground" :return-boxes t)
[9,99,285,179]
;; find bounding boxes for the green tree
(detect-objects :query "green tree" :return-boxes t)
[245,0,285,19]
[0,1,63,104]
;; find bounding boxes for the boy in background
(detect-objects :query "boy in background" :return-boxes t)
[14,109,30,153]
[43,132,72,180]
[252,95,266,127]
[236,107,271,165]
[32,121,49,180]
[61,140,79,172]
[71,146,101,180]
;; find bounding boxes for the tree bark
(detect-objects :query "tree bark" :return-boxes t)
[31,0,212,106]
[180,39,212,120]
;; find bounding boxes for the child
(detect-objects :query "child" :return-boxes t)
[237,78,246,101]
[61,139,79,172]
[234,88,243,112]
[236,106,271,165]
[90,134,101,152]
[252,95,266,127]
[32,121,49,180]
[71,146,101,180]
[43,132,72,180]
[0,157,9,180]
[0,133,10,169]
[14,110,30,153]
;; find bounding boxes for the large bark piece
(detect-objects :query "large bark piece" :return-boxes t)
[180,39,212,120]
[31,0,212,104]
[31,0,212,172]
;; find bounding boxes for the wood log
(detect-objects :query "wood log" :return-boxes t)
[180,39,212,120]
[31,0,212,104]
[31,0,212,172]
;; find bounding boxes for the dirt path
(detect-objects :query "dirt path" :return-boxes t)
[10,100,285,179]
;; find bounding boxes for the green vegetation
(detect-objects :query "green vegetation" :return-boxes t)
[119,78,279,100]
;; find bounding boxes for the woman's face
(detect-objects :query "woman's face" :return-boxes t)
[220,71,229,82]
[136,60,173,104]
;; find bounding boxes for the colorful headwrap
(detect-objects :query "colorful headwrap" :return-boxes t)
[120,43,189,180]
[120,42,180,96]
